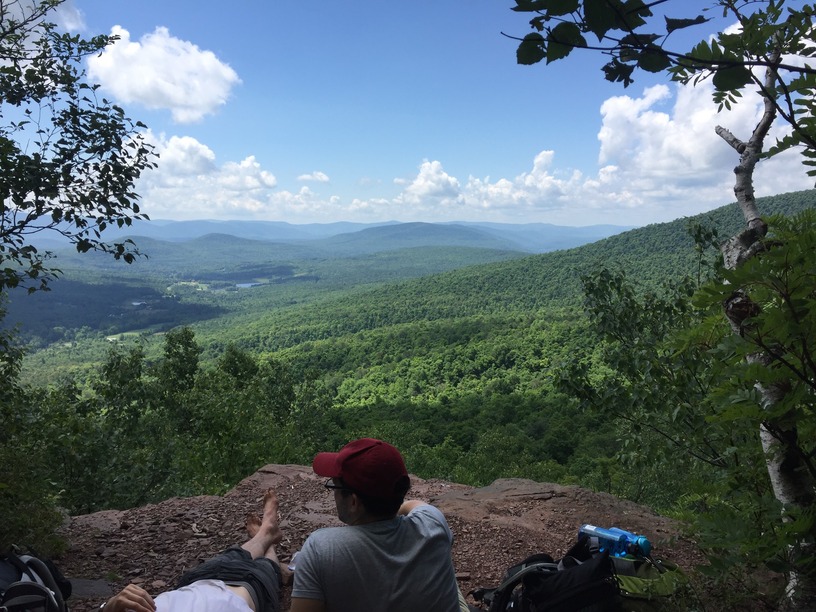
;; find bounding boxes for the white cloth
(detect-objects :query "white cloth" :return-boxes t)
[155,579,252,612]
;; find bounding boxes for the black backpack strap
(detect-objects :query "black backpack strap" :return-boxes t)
[22,555,70,604]
[0,581,61,612]
[563,532,601,562]
[0,553,32,583]
[486,562,560,612]
[469,586,495,604]
[18,556,66,611]
[1,549,68,612]
[471,553,558,611]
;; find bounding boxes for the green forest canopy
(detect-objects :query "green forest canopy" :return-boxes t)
[3,189,814,610]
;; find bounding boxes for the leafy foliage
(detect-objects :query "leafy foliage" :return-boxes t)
[0,0,156,293]
[554,265,754,509]
[692,211,816,571]
[557,210,816,600]
[507,0,816,602]
[0,318,65,553]
[0,190,813,605]
[510,0,816,174]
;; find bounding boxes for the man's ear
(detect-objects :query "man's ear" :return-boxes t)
[347,491,368,518]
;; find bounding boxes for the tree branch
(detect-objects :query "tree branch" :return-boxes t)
[715,126,746,153]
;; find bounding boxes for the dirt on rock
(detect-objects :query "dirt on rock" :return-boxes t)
[57,465,716,611]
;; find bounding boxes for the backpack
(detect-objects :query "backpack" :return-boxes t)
[0,548,71,612]
[472,534,686,612]
[564,534,687,610]
[606,556,685,611]
[472,545,620,612]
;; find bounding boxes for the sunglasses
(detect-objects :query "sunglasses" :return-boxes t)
[324,479,355,493]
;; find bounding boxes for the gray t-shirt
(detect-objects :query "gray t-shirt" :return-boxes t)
[291,504,460,612]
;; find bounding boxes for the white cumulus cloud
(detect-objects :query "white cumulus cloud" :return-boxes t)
[137,134,277,219]
[394,160,464,209]
[87,26,240,124]
[132,69,812,225]
[154,135,217,178]
[298,171,330,183]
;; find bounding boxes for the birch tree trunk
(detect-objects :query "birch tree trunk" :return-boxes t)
[716,53,816,609]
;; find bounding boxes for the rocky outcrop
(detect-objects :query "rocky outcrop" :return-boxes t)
[58,465,707,611]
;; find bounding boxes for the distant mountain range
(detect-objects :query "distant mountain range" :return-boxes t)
[31,219,634,255]
[7,189,814,382]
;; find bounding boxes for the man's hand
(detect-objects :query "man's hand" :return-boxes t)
[104,584,156,612]
[398,500,428,515]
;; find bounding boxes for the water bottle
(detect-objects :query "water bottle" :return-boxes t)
[578,524,652,557]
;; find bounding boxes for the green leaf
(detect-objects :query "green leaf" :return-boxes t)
[603,59,635,86]
[512,0,549,12]
[547,22,585,63]
[512,0,578,14]
[584,0,616,41]
[545,0,580,16]
[638,48,672,73]
[530,16,547,32]
[712,65,754,92]
[617,0,651,30]
[665,15,709,33]
[620,33,660,47]
[517,33,547,65]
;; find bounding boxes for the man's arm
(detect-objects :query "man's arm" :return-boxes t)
[102,584,156,612]
[398,499,429,515]
[289,597,326,612]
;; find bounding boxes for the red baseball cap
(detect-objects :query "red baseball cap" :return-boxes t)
[313,438,409,499]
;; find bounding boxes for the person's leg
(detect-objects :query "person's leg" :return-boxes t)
[175,489,284,612]
[245,499,292,586]
[241,489,282,560]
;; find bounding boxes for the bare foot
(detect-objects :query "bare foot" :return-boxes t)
[246,513,261,538]
[259,489,282,546]
[242,489,284,561]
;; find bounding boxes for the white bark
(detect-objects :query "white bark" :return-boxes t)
[716,51,816,609]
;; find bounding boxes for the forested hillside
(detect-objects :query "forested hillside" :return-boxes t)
[2,190,814,609]
[13,189,811,375]
[8,189,813,412]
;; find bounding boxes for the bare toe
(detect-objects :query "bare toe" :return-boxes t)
[246,513,261,538]
[263,489,278,517]
[260,489,283,545]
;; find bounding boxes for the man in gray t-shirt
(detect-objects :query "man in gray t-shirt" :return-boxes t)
[289,438,463,612]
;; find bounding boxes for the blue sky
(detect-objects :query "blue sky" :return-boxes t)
[59,0,811,226]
